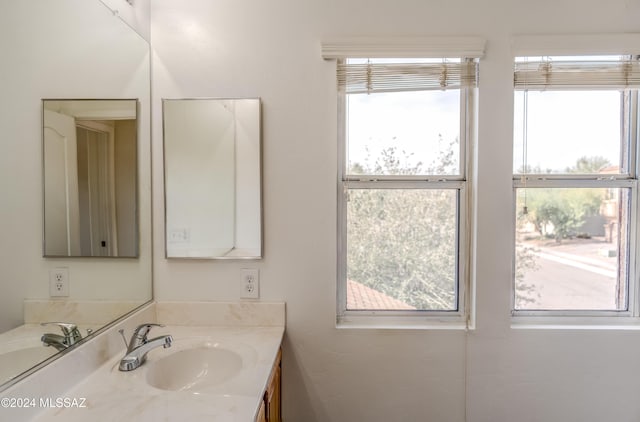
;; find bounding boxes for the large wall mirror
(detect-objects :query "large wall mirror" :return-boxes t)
[43,99,139,258]
[0,0,151,390]
[163,98,262,259]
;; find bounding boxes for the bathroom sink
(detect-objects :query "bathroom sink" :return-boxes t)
[0,346,58,383]
[145,345,246,392]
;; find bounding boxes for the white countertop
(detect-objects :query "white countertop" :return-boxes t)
[0,324,95,386]
[32,325,284,421]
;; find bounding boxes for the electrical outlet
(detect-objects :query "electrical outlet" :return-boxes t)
[49,268,69,297]
[240,269,259,299]
[168,228,190,243]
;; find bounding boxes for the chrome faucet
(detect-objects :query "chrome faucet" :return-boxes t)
[119,323,173,371]
[41,322,83,351]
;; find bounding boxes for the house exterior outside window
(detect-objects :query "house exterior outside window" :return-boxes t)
[512,53,640,321]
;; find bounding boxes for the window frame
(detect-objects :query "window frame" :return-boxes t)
[511,56,640,320]
[336,58,476,328]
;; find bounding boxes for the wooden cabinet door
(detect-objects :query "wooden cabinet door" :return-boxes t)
[256,348,281,422]
[265,349,282,422]
[256,399,267,422]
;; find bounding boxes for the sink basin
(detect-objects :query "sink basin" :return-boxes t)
[0,346,58,383]
[146,346,244,392]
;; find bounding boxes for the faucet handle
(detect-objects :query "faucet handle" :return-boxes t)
[41,322,80,336]
[41,322,82,344]
[132,323,165,342]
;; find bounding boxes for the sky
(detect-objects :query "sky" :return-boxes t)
[346,89,460,175]
[346,88,624,176]
[512,90,623,173]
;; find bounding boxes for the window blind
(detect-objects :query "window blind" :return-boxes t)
[337,60,478,94]
[514,58,640,90]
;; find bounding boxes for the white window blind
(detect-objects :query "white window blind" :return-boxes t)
[514,57,640,90]
[337,60,478,94]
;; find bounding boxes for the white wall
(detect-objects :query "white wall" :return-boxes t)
[150,0,640,421]
[99,0,151,42]
[164,100,236,257]
[234,99,261,255]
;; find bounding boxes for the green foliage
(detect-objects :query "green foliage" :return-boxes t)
[347,149,609,309]
[518,155,611,175]
[346,141,458,310]
[514,245,540,307]
[521,188,604,242]
[566,155,611,173]
[517,164,552,174]
[519,156,609,243]
[347,189,456,310]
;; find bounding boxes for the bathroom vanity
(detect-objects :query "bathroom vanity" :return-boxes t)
[1,302,284,421]
[258,348,282,422]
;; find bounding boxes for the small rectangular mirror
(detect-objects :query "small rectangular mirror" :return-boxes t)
[163,98,262,259]
[43,99,139,257]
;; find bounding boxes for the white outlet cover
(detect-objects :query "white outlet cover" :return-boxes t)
[240,269,259,299]
[168,228,190,243]
[49,268,69,297]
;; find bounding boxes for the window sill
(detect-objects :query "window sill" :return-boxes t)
[337,314,469,330]
[511,315,640,330]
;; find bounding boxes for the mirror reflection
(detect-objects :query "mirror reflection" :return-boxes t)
[0,0,151,390]
[163,98,262,259]
[43,99,139,257]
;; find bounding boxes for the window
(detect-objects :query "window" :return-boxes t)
[336,57,478,325]
[512,55,640,316]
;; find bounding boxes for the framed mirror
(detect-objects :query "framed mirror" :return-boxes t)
[43,99,139,258]
[163,98,262,259]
